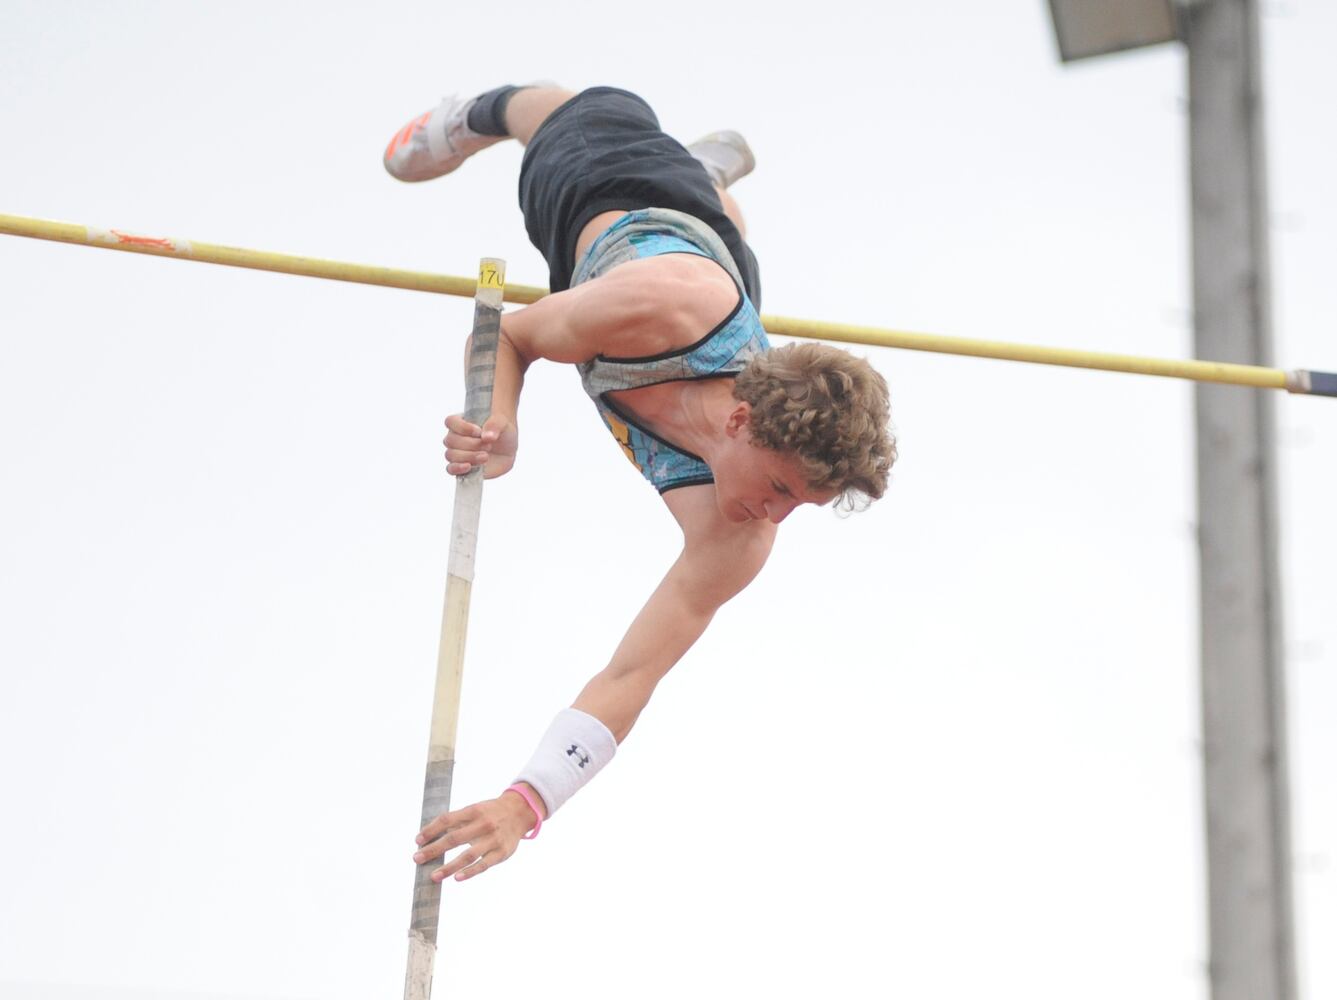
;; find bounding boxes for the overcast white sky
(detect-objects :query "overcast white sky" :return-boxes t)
[1,2,1334,999]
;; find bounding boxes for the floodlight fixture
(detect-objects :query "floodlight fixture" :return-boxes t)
[1047,0,1181,62]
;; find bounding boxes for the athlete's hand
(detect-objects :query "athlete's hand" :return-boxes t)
[443,413,517,478]
[413,791,540,883]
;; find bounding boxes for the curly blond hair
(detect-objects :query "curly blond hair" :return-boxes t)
[733,342,896,509]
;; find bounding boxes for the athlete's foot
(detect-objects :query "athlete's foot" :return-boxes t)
[687,130,755,189]
[383,94,506,182]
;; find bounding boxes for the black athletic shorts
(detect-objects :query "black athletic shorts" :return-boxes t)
[517,86,762,307]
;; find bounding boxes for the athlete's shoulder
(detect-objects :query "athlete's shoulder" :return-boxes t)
[609,253,739,344]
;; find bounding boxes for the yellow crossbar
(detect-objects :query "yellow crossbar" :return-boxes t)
[2,211,1332,396]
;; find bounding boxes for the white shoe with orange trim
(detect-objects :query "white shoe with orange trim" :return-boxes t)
[382,94,505,182]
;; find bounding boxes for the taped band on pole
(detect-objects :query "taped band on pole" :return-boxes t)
[1286,369,1337,397]
[465,258,504,423]
[409,758,455,939]
[403,256,505,1000]
[448,258,505,584]
[1309,371,1337,397]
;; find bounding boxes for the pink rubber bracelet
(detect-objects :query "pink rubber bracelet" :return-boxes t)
[504,783,543,840]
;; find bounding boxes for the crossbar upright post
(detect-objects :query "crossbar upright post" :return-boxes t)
[403,257,506,1000]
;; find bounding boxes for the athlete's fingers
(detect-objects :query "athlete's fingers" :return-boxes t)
[452,830,523,881]
[444,447,488,467]
[413,831,454,865]
[444,414,481,437]
[414,822,481,864]
[444,428,485,451]
[445,459,488,478]
[417,806,475,846]
[452,853,493,882]
[436,849,489,882]
[417,819,495,864]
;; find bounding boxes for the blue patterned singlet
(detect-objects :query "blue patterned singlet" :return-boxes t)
[572,209,770,493]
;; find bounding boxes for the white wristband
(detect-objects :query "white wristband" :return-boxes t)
[516,708,617,817]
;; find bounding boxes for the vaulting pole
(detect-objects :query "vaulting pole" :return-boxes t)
[403,257,505,1000]
[2,211,1333,396]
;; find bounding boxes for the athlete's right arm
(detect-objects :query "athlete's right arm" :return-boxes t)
[443,256,736,477]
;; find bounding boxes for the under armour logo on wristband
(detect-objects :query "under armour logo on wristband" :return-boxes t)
[566,744,591,768]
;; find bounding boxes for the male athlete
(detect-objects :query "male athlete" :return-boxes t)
[383,84,896,882]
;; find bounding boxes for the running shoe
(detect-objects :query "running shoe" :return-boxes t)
[687,130,756,189]
[383,94,505,182]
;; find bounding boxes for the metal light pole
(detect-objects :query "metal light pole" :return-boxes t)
[1046,3,1297,998]
[1184,4,1296,997]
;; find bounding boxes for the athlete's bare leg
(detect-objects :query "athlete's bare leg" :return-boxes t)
[714,185,747,238]
[502,87,578,145]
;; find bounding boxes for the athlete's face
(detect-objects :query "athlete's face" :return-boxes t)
[711,404,836,524]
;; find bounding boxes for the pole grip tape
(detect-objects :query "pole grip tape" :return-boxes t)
[448,259,505,583]
[409,756,456,938]
[464,259,505,425]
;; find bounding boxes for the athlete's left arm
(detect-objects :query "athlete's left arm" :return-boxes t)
[569,485,776,741]
[410,486,773,883]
